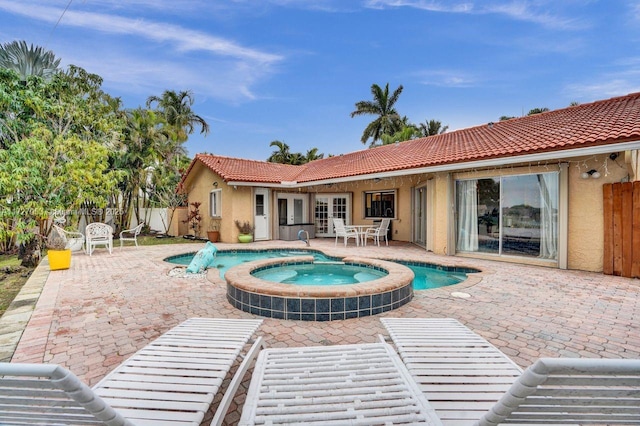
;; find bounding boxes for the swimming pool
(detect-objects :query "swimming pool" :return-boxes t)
[164,249,479,321]
[165,249,334,278]
[165,250,474,290]
[393,261,475,290]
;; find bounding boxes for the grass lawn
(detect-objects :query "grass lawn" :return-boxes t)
[0,234,203,317]
[0,255,31,317]
[119,234,206,247]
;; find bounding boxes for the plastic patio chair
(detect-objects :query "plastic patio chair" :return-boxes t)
[239,340,442,425]
[381,318,640,425]
[332,217,359,246]
[0,318,264,426]
[364,218,391,246]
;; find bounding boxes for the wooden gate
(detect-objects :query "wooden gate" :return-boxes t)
[603,182,640,277]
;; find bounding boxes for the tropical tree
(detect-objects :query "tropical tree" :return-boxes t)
[418,119,448,136]
[305,147,324,162]
[350,83,404,147]
[113,108,170,230]
[527,107,549,115]
[0,40,61,81]
[379,125,422,146]
[0,67,123,258]
[266,140,324,164]
[267,140,292,163]
[146,90,210,143]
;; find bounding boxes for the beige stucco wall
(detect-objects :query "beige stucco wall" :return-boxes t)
[567,153,629,271]
[180,162,254,242]
[183,149,633,272]
[306,174,426,241]
[427,153,631,272]
[431,173,452,255]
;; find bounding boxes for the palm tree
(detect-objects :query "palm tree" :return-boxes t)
[418,119,448,137]
[379,126,422,146]
[146,90,210,143]
[267,140,292,163]
[288,152,306,165]
[305,147,324,162]
[0,40,61,81]
[350,83,404,147]
[116,108,170,229]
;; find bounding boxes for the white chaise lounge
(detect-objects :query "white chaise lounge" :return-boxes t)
[381,317,640,425]
[0,318,264,426]
[239,340,443,425]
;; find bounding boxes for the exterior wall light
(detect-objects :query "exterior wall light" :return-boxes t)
[581,169,601,179]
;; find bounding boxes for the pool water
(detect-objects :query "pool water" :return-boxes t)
[166,250,475,289]
[252,262,387,285]
[407,265,468,290]
[166,250,333,278]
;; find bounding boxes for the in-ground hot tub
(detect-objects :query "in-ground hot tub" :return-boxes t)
[225,256,415,321]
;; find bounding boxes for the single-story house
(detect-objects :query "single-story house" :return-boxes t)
[178,92,640,273]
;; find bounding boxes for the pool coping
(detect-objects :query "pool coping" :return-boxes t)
[224,256,415,298]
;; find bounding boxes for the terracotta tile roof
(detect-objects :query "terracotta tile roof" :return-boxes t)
[183,92,640,186]
[193,154,301,183]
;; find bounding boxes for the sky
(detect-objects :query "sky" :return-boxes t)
[1,1,640,161]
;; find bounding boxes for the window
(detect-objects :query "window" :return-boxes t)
[209,189,222,218]
[364,190,396,219]
[456,172,558,260]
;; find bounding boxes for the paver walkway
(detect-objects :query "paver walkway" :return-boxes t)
[3,239,640,425]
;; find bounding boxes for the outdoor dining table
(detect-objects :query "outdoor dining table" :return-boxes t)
[347,224,375,245]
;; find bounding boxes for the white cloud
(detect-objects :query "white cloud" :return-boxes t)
[412,69,478,88]
[565,79,640,100]
[0,1,282,64]
[364,0,473,12]
[363,0,586,30]
[0,0,285,102]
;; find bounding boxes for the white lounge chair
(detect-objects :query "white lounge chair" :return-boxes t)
[364,218,391,246]
[382,318,640,425]
[332,217,359,246]
[239,340,442,425]
[0,318,264,426]
[119,223,144,248]
[86,222,113,256]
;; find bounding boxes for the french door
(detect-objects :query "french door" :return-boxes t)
[314,194,351,237]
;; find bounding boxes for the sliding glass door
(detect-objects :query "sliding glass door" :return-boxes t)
[455,172,559,260]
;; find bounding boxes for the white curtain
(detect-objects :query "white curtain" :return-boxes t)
[538,173,558,259]
[456,180,479,252]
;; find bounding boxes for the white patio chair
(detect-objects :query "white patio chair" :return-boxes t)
[364,218,391,246]
[239,340,442,425]
[85,222,113,256]
[52,224,85,252]
[119,223,144,248]
[0,318,264,426]
[382,318,640,425]
[332,217,359,246]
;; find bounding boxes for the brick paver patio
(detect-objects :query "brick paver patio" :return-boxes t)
[5,239,640,424]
